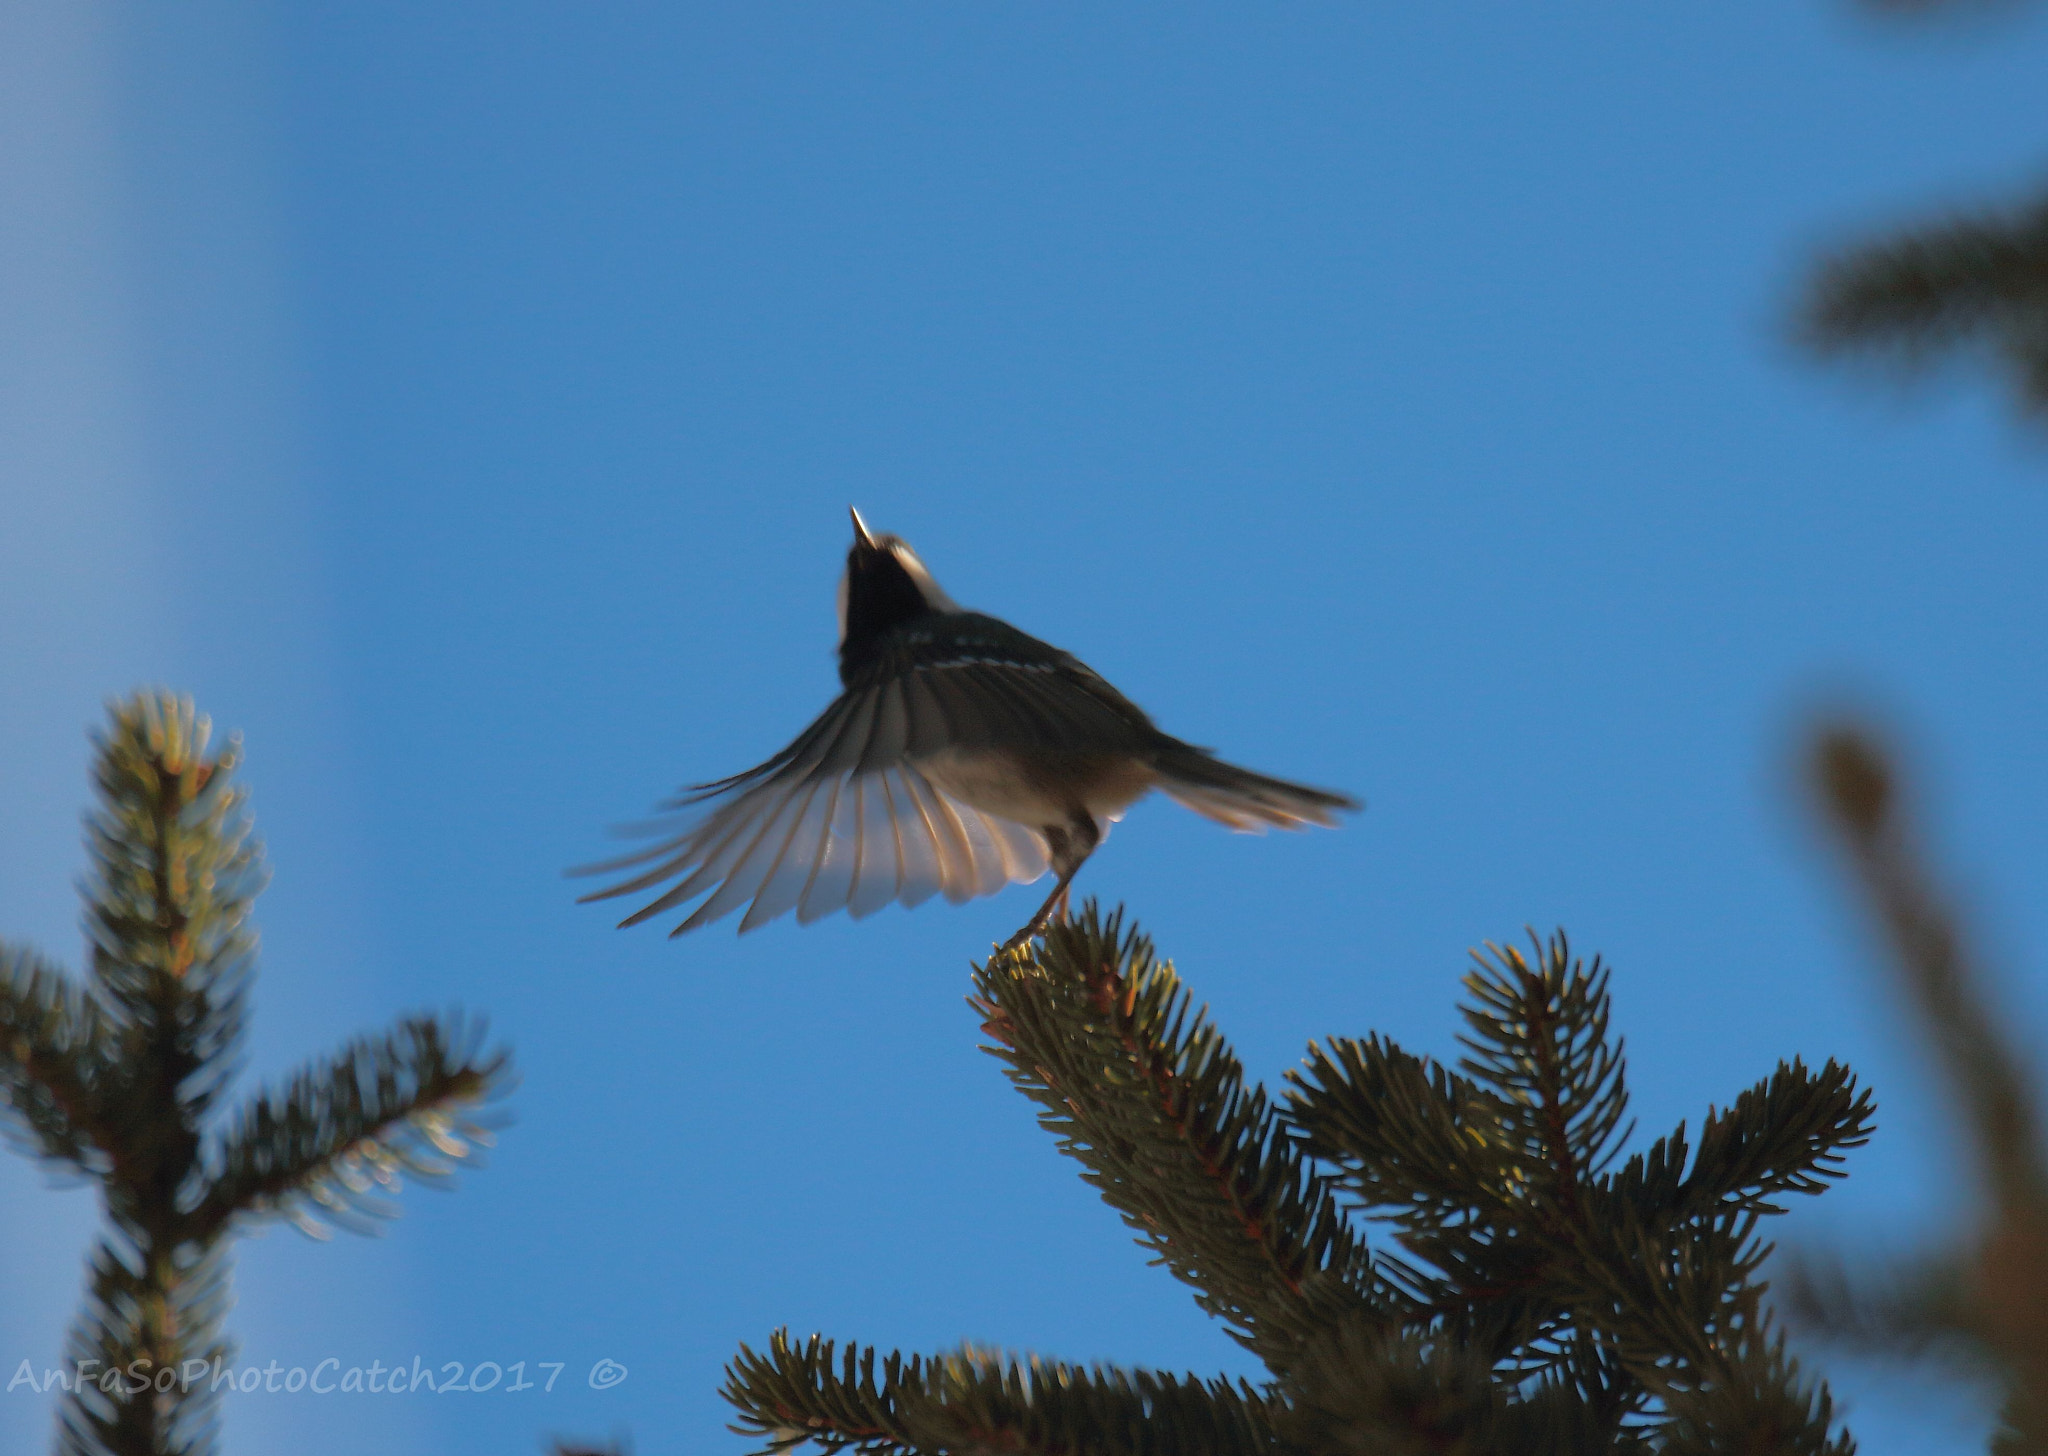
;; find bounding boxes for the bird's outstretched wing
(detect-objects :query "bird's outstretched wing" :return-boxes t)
[574,616,1154,936]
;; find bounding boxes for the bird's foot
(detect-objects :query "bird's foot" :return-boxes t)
[998,858,1084,956]
[998,910,1051,955]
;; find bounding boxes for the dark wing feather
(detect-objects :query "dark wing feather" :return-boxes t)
[576,613,1168,936]
[879,612,1160,757]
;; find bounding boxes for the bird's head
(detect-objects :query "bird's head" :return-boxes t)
[837,507,960,665]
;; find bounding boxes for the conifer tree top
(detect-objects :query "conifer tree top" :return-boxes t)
[725,904,1872,1456]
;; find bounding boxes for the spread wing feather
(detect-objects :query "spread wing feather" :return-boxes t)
[845,775,898,920]
[574,645,1148,935]
[575,613,1352,936]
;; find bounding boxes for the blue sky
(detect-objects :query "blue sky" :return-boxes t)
[4,3,2047,1452]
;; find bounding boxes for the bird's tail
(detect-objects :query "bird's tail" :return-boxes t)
[1150,742,1360,832]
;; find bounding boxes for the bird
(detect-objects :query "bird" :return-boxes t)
[576,508,1358,949]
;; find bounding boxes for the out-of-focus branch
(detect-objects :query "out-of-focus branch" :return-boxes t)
[1808,724,2048,1443]
[1850,0,2035,18]
[1801,197,2048,418]
[2,694,514,1456]
[1811,727,2041,1205]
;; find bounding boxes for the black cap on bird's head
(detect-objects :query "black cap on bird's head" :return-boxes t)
[837,508,960,676]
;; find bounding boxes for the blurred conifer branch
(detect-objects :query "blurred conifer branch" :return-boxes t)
[1850,0,2034,17]
[1794,724,2048,1449]
[724,905,1872,1455]
[195,1014,503,1240]
[1799,0,2048,417]
[1804,201,2048,417]
[0,692,512,1456]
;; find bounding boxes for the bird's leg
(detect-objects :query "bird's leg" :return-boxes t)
[1001,872,1076,953]
[1000,813,1099,953]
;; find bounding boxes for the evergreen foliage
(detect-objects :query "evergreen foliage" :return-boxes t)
[1787,0,2048,1431]
[1789,726,2048,1453]
[0,693,511,1456]
[1798,0,2048,415]
[1805,199,2048,417]
[723,907,1873,1455]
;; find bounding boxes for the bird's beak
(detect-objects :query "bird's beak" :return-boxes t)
[849,506,877,549]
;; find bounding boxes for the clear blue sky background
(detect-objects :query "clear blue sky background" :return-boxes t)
[4,3,2046,1452]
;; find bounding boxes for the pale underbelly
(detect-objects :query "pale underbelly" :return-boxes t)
[918,747,1156,828]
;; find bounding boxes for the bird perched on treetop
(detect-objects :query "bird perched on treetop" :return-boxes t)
[577,508,1358,949]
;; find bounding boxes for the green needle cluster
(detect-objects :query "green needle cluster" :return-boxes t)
[0,694,511,1456]
[724,906,1874,1456]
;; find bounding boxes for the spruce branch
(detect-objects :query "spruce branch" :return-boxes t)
[1456,935,1634,1198]
[1286,1033,1507,1229]
[1812,727,2040,1207]
[742,904,1861,1453]
[1779,1248,1983,1370]
[1801,193,2048,417]
[1847,0,2038,21]
[1274,1315,1645,1456]
[1286,1033,1574,1362]
[194,1013,510,1239]
[723,1331,1279,1456]
[82,695,261,1155]
[1549,1213,1847,1455]
[1671,1060,1873,1219]
[0,942,117,1174]
[1804,723,2048,1446]
[1288,927,1868,1435]
[970,903,1386,1368]
[1865,1,2008,11]
[1288,937,1638,1368]
[1551,1074,1866,1429]
[1655,1321,1852,1456]
[60,1239,232,1456]
[0,692,513,1456]
[1563,1188,1770,1395]
[1586,1057,1871,1293]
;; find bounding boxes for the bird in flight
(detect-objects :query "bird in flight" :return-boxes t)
[577,508,1358,949]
